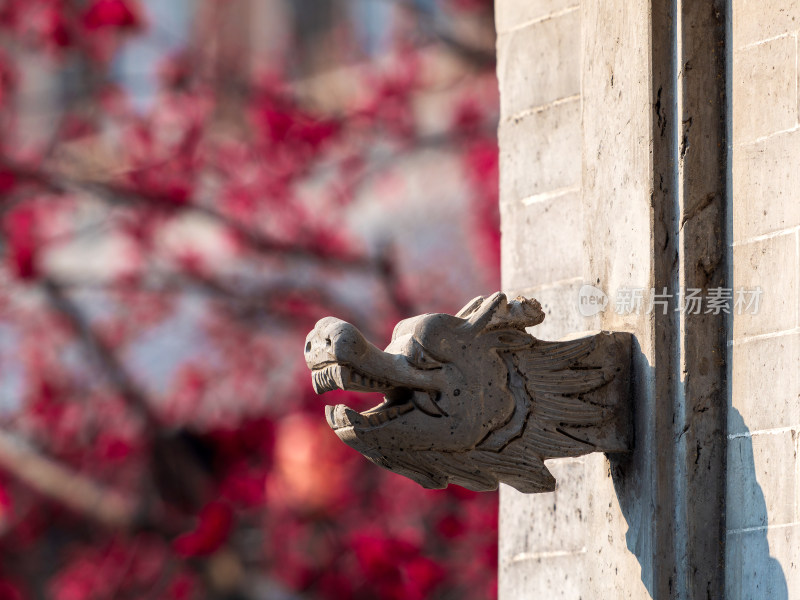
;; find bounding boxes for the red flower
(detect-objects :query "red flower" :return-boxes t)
[219,463,266,507]
[172,501,233,557]
[350,532,446,599]
[435,514,467,539]
[45,9,72,48]
[95,433,133,461]
[254,97,340,152]
[165,572,198,600]
[463,140,501,278]
[0,50,16,107]
[452,97,484,135]
[3,205,39,281]
[0,170,16,195]
[81,0,142,31]
[403,556,447,599]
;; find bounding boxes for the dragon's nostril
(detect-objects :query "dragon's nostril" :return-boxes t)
[305,341,311,353]
[326,338,332,347]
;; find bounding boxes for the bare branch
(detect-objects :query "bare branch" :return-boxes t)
[0,160,376,271]
[41,277,159,429]
[365,0,496,66]
[0,430,136,529]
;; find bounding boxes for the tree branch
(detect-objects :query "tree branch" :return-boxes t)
[0,161,375,271]
[41,277,159,429]
[0,430,136,529]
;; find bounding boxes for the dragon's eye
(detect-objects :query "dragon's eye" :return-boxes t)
[407,341,444,370]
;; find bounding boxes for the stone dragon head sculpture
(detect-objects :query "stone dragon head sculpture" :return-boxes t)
[304,292,632,493]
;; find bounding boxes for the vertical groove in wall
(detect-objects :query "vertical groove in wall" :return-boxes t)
[650,0,681,595]
[674,0,690,592]
[652,0,728,597]
[723,0,734,592]
[677,0,729,597]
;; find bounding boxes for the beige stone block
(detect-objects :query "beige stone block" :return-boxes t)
[497,9,580,118]
[500,191,583,289]
[499,461,589,599]
[500,453,650,599]
[733,131,800,240]
[728,430,797,530]
[498,98,581,202]
[501,550,587,600]
[726,525,796,598]
[732,0,800,47]
[732,35,798,144]
[766,523,800,594]
[499,459,589,558]
[495,0,579,34]
[732,232,799,338]
[731,334,800,434]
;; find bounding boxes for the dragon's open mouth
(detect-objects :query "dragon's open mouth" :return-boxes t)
[311,364,392,394]
[311,363,447,429]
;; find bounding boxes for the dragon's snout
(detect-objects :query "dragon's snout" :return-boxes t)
[304,317,399,394]
[304,317,370,371]
[304,317,449,423]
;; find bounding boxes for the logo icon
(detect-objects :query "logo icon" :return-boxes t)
[578,284,608,316]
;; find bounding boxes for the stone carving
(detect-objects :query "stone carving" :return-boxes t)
[304,292,632,493]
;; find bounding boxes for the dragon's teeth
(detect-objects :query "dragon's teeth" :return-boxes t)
[311,365,349,394]
[333,366,347,389]
[369,412,388,425]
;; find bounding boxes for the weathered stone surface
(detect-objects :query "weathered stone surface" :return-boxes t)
[500,453,652,600]
[728,430,798,530]
[727,527,793,598]
[727,2,800,597]
[304,292,633,493]
[579,0,667,595]
[496,8,580,118]
[730,333,800,434]
[732,130,800,240]
[765,524,800,593]
[497,0,660,594]
[498,98,581,202]
[732,35,798,143]
[500,191,584,290]
[495,0,800,594]
[499,458,589,557]
[494,0,578,35]
[732,232,799,338]
[732,0,800,47]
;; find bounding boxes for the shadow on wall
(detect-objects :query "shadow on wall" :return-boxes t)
[604,341,787,597]
[607,339,657,596]
[726,408,788,598]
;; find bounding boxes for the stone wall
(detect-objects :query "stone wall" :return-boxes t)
[497,1,657,596]
[497,0,800,597]
[727,2,800,596]
[495,4,590,596]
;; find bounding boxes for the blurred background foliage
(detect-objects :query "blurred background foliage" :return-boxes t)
[0,0,500,597]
